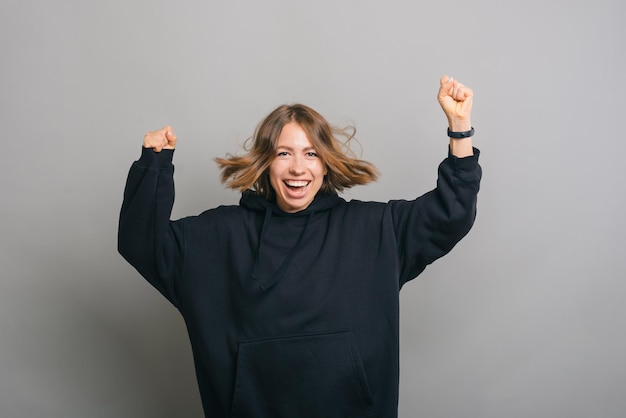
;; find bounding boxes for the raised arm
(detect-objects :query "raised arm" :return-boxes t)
[118,126,183,306]
[438,75,474,158]
[392,77,481,286]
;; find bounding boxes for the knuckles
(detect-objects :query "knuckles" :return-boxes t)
[143,126,176,151]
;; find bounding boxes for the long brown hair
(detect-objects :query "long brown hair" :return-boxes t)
[215,104,379,199]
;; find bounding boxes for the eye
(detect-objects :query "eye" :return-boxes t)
[305,152,318,158]
[276,151,289,157]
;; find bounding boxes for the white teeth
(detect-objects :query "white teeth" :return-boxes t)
[285,181,309,187]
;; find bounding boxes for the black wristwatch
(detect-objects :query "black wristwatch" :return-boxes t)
[447,127,474,139]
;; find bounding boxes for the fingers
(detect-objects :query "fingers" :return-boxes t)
[165,129,177,149]
[439,75,473,102]
[438,75,454,99]
[438,75,474,122]
[143,126,177,152]
[440,75,454,86]
[452,83,473,102]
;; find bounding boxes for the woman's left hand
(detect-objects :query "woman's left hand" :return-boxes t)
[437,75,473,132]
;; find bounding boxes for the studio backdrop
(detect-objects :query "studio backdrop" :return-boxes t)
[1,0,625,417]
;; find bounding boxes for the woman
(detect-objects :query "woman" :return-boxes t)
[118,76,481,418]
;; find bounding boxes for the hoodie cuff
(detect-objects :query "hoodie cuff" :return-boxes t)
[448,146,480,163]
[135,146,175,169]
[447,147,480,176]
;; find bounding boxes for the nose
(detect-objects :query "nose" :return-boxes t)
[289,155,305,175]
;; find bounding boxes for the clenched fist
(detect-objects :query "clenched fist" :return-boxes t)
[143,126,177,152]
[437,76,473,132]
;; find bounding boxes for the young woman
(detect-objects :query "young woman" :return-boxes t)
[118,76,481,418]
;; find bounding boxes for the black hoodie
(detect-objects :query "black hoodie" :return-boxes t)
[118,146,481,418]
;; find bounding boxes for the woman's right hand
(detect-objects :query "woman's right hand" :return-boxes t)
[143,126,177,152]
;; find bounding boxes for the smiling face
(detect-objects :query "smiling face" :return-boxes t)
[269,122,327,213]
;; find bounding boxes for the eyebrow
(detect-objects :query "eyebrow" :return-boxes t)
[276,145,317,152]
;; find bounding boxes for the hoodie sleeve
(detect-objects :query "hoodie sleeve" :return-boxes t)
[118,147,184,307]
[389,148,481,287]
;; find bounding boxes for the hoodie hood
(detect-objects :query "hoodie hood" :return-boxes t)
[240,189,343,215]
[240,191,344,291]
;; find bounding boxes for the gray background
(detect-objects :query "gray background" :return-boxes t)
[2,0,625,417]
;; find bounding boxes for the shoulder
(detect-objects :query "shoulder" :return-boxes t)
[334,198,388,219]
[199,204,253,220]
[179,204,255,228]
[344,199,386,209]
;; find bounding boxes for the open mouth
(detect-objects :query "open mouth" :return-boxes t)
[284,180,310,192]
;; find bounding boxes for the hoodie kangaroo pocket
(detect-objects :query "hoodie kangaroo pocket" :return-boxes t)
[230,331,374,418]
